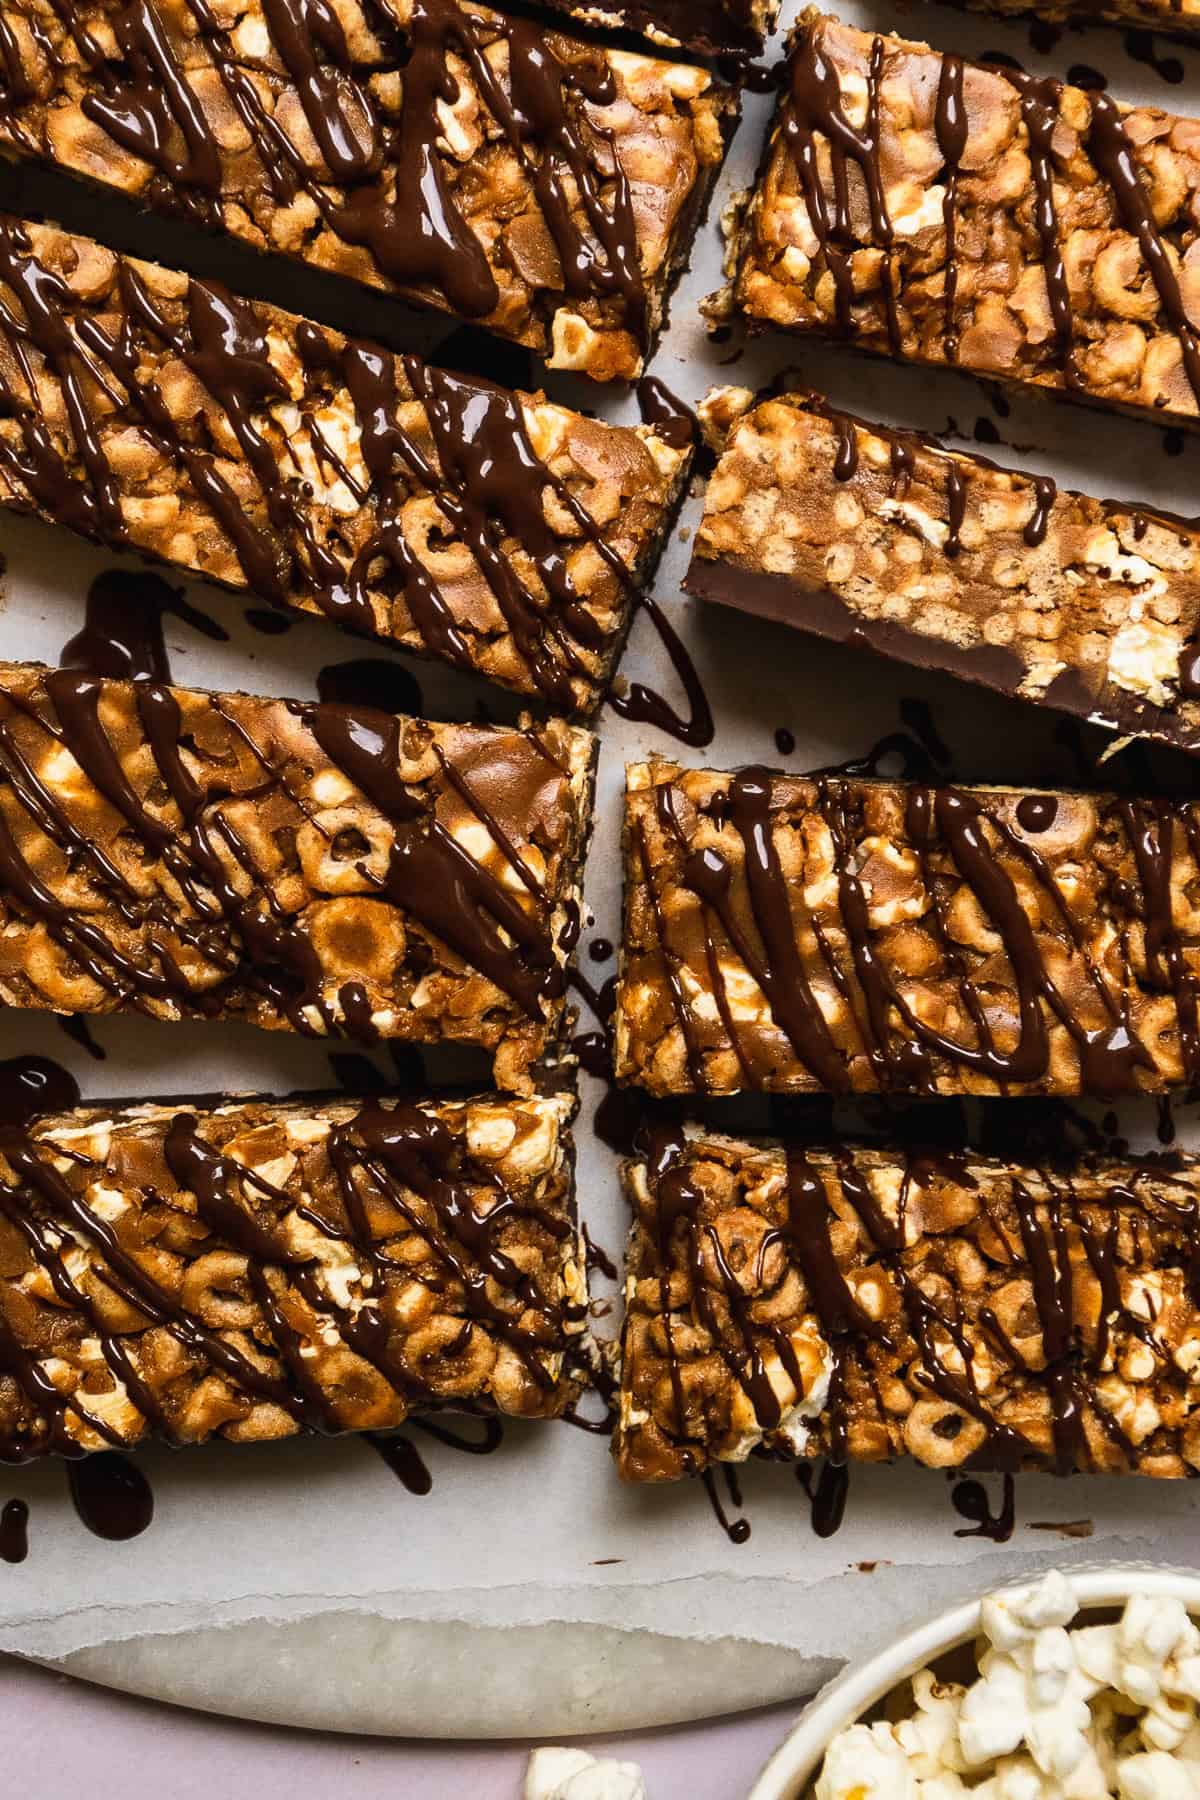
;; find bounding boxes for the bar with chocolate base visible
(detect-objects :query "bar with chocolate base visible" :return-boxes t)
[686,386,1200,753]
[723,12,1200,431]
[0,217,692,711]
[0,661,595,1091]
[615,1127,1200,1482]
[535,0,779,56]
[0,0,738,383]
[0,1089,584,1460]
[615,759,1200,1099]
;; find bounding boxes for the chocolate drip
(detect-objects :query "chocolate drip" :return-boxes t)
[366,1432,433,1494]
[636,376,698,450]
[66,1452,154,1540]
[0,1495,27,1561]
[1087,93,1200,410]
[608,592,714,747]
[81,0,224,212]
[61,569,228,685]
[0,221,637,700]
[0,1055,79,1128]
[317,658,423,720]
[934,55,967,361]
[795,1457,848,1537]
[952,1473,1015,1541]
[411,1414,504,1455]
[701,1464,751,1543]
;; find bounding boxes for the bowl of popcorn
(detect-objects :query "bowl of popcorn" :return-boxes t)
[748,1566,1200,1800]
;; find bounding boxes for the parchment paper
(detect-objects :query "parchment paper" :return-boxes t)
[0,0,1199,1736]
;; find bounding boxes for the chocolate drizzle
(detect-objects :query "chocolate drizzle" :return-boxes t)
[934,55,967,361]
[785,25,899,346]
[0,664,566,1035]
[1086,92,1200,410]
[778,28,1200,421]
[801,394,1066,567]
[1004,71,1078,386]
[0,1096,572,1463]
[637,1133,1200,1499]
[23,0,648,346]
[0,220,647,705]
[652,766,1192,1097]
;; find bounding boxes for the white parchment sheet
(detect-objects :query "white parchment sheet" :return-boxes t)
[0,0,1199,1737]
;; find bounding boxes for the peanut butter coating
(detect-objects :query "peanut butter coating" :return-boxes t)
[727,12,1200,429]
[0,1091,583,1459]
[0,662,595,1091]
[615,1130,1200,1482]
[687,388,1200,753]
[0,0,737,381]
[0,216,691,708]
[616,760,1200,1099]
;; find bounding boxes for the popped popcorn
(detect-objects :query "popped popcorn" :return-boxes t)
[814,1574,1200,1800]
[524,1746,648,1799]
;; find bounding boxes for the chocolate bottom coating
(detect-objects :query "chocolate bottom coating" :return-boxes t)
[0,1092,584,1461]
[615,1130,1200,1483]
[685,561,1200,757]
[686,388,1200,757]
[0,662,595,1092]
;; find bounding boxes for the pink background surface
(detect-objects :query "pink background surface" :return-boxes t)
[1,1654,800,1798]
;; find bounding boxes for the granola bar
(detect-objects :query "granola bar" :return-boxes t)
[0,217,691,711]
[0,661,595,1091]
[0,1089,583,1460]
[687,386,1200,753]
[615,1126,1200,1481]
[0,0,738,382]
[725,12,1200,430]
[615,760,1200,1099]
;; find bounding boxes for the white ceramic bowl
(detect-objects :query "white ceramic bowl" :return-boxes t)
[748,1562,1200,1800]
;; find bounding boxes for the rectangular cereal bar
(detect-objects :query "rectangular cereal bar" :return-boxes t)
[687,386,1200,753]
[0,0,738,381]
[0,1090,583,1459]
[726,12,1200,430]
[0,661,594,1090]
[615,759,1200,1098]
[0,217,691,711]
[615,1127,1200,1480]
